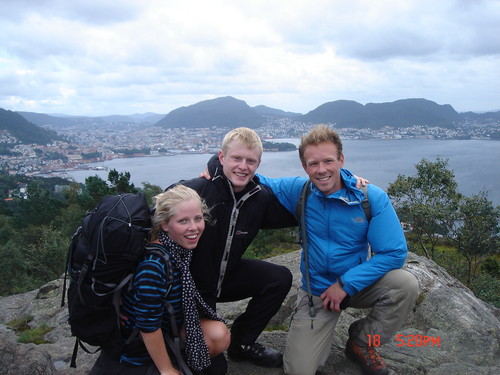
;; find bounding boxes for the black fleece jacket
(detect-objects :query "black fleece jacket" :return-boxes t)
[177,156,297,298]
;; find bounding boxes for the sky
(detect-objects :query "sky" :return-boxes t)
[1,0,499,116]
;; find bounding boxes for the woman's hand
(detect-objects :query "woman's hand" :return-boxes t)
[159,369,181,375]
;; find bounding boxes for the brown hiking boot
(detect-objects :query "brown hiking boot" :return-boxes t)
[345,338,389,375]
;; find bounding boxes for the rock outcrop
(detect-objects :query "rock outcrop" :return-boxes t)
[0,251,499,375]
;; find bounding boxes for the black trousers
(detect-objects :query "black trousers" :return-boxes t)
[204,258,293,345]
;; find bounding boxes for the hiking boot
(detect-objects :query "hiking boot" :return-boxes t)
[344,338,389,375]
[227,341,283,367]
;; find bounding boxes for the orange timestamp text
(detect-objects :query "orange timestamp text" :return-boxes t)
[367,334,441,347]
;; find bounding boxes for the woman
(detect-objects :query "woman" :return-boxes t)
[90,185,230,375]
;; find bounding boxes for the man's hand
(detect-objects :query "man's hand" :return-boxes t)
[354,175,369,188]
[320,282,347,312]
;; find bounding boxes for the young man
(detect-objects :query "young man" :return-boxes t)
[257,125,419,375]
[175,127,298,373]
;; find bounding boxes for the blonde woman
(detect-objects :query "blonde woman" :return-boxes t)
[90,185,230,375]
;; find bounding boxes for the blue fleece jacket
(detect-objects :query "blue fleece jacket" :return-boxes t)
[257,169,407,296]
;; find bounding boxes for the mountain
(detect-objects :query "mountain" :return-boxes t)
[155,96,266,128]
[301,98,460,128]
[459,110,500,123]
[0,108,60,144]
[252,105,301,118]
[13,98,500,131]
[16,112,164,129]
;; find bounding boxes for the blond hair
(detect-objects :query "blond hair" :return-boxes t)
[221,127,263,158]
[298,124,343,164]
[150,185,209,241]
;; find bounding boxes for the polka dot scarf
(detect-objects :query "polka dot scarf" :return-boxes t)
[158,229,225,372]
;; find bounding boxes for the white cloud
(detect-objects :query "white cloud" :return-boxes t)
[0,0,498,115]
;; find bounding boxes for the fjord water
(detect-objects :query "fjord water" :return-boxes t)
[67,139,500,206]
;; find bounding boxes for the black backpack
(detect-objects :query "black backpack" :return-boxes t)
[61,193,156,365]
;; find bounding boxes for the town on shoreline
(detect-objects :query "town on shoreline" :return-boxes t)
[1,118,498,178]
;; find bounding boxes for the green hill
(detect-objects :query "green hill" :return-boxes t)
[301,98,460,128]
[0,109,60,144]
[155,96,266,128]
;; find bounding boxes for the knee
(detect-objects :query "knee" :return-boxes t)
[401,270,419,300]
[205,321,230,356]
[275,265,293,290]
[388,269,420,305]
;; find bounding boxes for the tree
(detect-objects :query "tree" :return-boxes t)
[0,225,68,295]
[107,169,137,194]
[0,215,14,246]
[387,158,461,260]
[84,175,110,206]
[141,182,163,205]
[0,240,28,295]
[15,181,64,228]
[449,193,499,284]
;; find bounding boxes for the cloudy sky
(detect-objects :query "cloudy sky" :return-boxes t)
[1,0,499,116]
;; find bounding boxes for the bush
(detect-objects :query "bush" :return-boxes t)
[482,257,500,278]
[245,228,300,259]
[470,272,500,308]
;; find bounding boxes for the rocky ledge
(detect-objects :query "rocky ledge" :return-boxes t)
[0,251,499,375]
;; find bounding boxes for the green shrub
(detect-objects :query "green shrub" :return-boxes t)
[482,257,500,278]
[470,273,500,308]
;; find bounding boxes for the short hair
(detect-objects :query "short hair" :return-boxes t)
[221,127,263,158]
[150,184,209,241]
[298,124,343,164]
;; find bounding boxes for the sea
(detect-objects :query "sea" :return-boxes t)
[64,139,500,206]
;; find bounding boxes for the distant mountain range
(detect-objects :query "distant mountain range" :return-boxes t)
[16,111,164,129]
[0,109,60,144]
[1,97,499,145]
[301,99,462,128]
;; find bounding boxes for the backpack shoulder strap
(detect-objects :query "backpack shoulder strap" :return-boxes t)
[294,180,316,319]
[144,244,174,286]
[295,180,311,221]
[359,185,371,223]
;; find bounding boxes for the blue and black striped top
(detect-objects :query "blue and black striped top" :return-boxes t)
[119,243,183,366]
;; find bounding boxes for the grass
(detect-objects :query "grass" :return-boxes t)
[17,323,53,344]
[6,315,53,344]
[6,315,33,332]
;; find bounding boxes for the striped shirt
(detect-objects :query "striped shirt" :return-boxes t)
[120,243,183,366]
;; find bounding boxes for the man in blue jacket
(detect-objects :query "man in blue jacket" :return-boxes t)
[257,125,419,375]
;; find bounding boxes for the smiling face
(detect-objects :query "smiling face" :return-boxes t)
[302,141,345,196]
[219,140,261,192]
[161,198,205,250]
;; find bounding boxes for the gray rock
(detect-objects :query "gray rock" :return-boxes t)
[0,251,498,375]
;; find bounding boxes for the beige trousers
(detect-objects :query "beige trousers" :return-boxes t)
[283,268,419,375]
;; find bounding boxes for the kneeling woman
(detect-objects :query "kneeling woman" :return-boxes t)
[91,185,230,375]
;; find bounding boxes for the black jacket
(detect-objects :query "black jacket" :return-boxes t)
[178,156,297,298]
